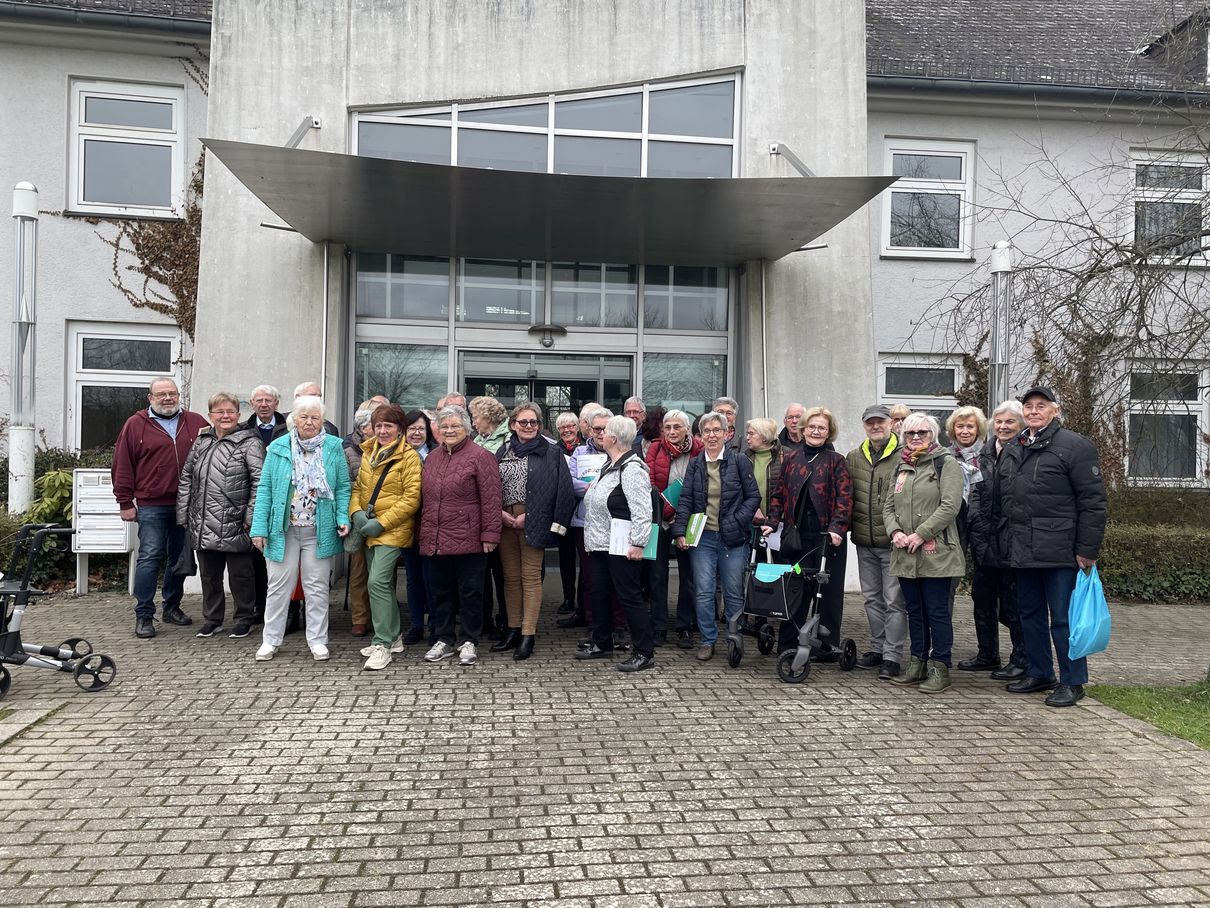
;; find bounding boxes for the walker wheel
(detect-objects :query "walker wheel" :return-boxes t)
[0,665,9,699]
[73,654,117,692]
[727,641,742,668]
[757,624,776,655]
[59,638,92,659]
[839,638,858,672]
[777,650,810,684]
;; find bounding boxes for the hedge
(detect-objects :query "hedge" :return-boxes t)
[1098,524,1210,603]
[1107,488,1210,530]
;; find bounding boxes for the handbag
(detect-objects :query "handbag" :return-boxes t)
[1068,564,1111,660]
[343,460,394,554]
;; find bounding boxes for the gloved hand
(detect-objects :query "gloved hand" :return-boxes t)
[350,510,368,531]
[361,518,384,538]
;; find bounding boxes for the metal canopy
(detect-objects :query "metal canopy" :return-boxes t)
[203,138,895,266]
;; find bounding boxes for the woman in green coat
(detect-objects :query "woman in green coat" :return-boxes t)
[883,412,966,693]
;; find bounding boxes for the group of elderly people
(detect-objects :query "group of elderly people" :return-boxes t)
[168,379,1104,702]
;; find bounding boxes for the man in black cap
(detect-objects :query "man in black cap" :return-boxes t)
[845,404,907,680]
[992,386,1107,707]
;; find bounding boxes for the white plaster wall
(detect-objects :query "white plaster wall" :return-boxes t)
[0,26,208,447]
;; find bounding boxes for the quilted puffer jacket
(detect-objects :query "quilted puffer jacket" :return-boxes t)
[418,437,502,556]
[176,425,265,552]
[350,436,423,549]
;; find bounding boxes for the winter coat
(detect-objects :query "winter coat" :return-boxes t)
[766,444,853,539]
[845,433,900,549]
[646,435,704,522]
[992,420,1107,569]
[240,411,288,449]
[342,428,367,481]
[569,439,608,528]
[744,439,784,517]
[672,449,761,549]
[418,437,502,556]
[249,433,352,562]
[777,426,805,452]
[476,420,509,455]
[883,446,966,579]
[497,437,576,548]
[583,450,653,552]
[176,425,265,552]
[350,437,423,549]
[112,409,210,509]
[966,435,1004,568]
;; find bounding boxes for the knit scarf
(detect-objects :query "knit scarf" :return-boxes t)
[371,439,400,468]
[510,434,547,458]
[291,430,333,500]
[659,434,693,457]
[902,441,940,465]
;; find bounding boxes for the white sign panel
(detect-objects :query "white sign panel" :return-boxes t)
[73,469,133,553]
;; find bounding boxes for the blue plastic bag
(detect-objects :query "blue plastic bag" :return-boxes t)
[1068,565,1111,660]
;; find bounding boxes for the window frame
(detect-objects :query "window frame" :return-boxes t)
[880,138,975,260]
[68,78,186,218]
[1130,152,1210,263]
[877,354,962,431]
[1125,361,1208,486]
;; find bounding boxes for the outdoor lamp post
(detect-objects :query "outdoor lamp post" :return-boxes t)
[988,240,1014,413]
[9,182,38,514]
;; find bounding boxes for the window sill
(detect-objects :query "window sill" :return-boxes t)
[879,252,975,263]
[63,208,182,222]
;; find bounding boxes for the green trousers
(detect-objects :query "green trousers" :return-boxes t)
[365,544,402,647]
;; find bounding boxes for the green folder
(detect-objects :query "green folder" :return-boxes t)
[661,478,683,510]
[684,512,707,547]
[643,523,660,560]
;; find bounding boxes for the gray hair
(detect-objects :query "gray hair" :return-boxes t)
[287,394,325,430]
[579,401,601,420]
[901,412,941,437]
[698,410,728,434]
[991,399,1024,422]
[352,404,376,431]
[555,411,579,430]
[250,384,280,401]
[148,375,177,393]
[624,395,645,410]
[663,409,692,431]
[585,406,613,425]
[604,414,637,448]
[712,396,739,413]
[437,391,465,409]
[435,405,473,434]
[294,381,322,399]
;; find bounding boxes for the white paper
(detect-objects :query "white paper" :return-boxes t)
[577,453,607,482]
[609,518,632,556]
[765,523,783,552]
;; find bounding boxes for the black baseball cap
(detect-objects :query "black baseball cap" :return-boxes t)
[1019,386,1058,403]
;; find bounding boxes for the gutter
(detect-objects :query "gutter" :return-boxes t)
[0,1,211,38]
[867,74,1210,108]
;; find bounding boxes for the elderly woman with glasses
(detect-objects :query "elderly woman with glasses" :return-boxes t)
[250,396,351,662]
[883,412,966,694]
[576,414,657,672]
[418,405,502,667]
[176,391,265,640]
[673,410,761,662]
[494,402,576,660]
[762,406,853,656]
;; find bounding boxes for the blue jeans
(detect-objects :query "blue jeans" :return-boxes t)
[899,576,954,667]
[1015,567,1087,685]
[690,530,747,645]
[133,505,186,620]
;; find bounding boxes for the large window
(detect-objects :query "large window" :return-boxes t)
[355,255,449,321]
[1127,367,1206,481]
[354,75,738,179]
[353,343,449,412]
[642,353,727,418]
[1133,158,1206,259]
[878,355,960,442]
[68,322,179,449]
[69,79,186,217]
[881,139,975,259]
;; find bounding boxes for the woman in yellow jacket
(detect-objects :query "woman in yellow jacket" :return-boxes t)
[349,404,422,671]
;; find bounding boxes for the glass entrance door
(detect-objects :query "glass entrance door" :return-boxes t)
[461,352,631,434]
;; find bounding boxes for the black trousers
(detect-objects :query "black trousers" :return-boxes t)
[431,552,487,647]
[777,539,846,651]
[197,549,257,626]
[970,564,1025,665]
[589,551,653,657]
[556,531,577,602]
[482,549,506,631]
[645,526,696,635]
[251,547,268,620]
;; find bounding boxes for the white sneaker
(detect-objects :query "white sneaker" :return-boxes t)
[311,644,330,661]
[363,643,392,671]
[458,641,477,666]
[361,636,404,658]
[424,641,454,662]
[254,644,278,661]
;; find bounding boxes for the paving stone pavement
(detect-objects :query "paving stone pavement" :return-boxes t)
[0,580,1207,907]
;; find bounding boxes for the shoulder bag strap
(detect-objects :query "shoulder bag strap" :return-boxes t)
[364,460,394,518]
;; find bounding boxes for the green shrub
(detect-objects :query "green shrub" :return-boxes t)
[1098,523,1210,602]
[0,447,114,509]
[1108,488,1210,529]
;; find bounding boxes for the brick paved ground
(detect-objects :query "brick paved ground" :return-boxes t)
[0,579,1207,907]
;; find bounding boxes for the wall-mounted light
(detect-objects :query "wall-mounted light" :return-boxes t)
[528,324,568,348]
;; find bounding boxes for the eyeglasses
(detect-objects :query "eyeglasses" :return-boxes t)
[209,409,238,417]
[904,429,932,438]
[515,419,539,428]
[805,425,829,434]
[151,391,178,399]
[590,426,607,433]
[701,427,725,436]
[406,425,427,433]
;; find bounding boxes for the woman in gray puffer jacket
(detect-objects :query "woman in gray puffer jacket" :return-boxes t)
[177,391,265,639]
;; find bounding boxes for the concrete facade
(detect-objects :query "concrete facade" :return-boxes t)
[0,19,208,448]
[194,0,875,448]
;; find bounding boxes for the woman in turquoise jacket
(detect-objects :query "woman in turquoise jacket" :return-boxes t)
[250,396,351,662]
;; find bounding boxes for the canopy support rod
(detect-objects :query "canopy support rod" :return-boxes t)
[769,143,816,178]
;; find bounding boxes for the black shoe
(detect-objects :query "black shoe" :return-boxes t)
[812,647,839,664]
[557,599,575,615]
[990,663,1026,681]
[403,627,425,645]
[1045,683,1085,708]
[676,630,693,649]
[1006,675,1058,694]
[284,602,302,635]
[135,617,156,639]
[556,610,586,629]
[958,655,1002,671]
[195,621,222,638]
[575,644,613,660]
[229,623,252,639]
[855,651,883,669]
[612,633,631,652]
[162,607,192,626]
[491,628,521,652]
[576,636,593,651]
[513,634,535,661]
[877,659,901,681]
[653,630,667,647]
[617,653,654,673]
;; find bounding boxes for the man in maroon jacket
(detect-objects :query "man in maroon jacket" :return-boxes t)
[112,376,209,639]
